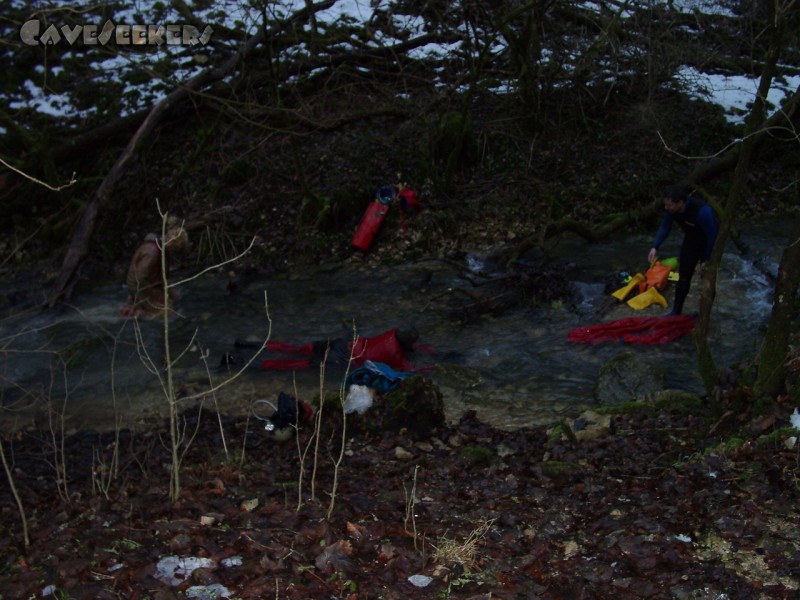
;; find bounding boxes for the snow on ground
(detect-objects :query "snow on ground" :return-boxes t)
[3,1,799,125]
[678,66,800,124]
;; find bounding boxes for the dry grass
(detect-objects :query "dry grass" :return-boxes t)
[431,518,495,570]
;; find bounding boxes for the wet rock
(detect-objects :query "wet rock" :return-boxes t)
[574,557,613,584]
[433,364,484,389]
[540,460,579,482]
[459,445,495,467]
[647,389,703,407]
[594,351,664,405]
[186,583,232,599]
[394,446,414,460]
[568,410,612,442]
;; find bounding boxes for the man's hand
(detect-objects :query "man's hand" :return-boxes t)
[648,248,658,264]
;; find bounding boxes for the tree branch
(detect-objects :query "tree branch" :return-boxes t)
[46,0,336,307]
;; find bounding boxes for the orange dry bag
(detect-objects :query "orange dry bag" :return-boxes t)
[638,261,673,293]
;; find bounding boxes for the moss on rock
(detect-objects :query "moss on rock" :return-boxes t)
[384,376,445,438]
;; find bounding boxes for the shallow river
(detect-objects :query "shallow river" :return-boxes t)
[0,219,788,433]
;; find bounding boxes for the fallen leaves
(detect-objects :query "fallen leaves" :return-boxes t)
[1,407,799,597]
[315,539,354,573]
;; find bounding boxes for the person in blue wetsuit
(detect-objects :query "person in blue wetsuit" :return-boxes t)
[647,185,718,315]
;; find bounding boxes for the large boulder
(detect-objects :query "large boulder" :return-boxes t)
[383,376,446,438]
[342,376,446,439]
[593,351,664,405]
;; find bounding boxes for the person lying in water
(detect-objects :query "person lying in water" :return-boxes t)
[252,327,431,372]
[121,219,190,318]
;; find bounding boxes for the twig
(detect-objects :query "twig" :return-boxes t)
[0,434,30,547]
[0,156,76,191]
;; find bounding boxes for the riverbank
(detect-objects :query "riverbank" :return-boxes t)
[1,241,798,597]
[1,398,798,598]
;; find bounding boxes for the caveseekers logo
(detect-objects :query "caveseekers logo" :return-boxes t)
[20,19,213,46]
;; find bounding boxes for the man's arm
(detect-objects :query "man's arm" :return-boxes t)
[649,212,673,261]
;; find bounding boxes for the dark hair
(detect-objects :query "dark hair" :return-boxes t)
[664,185,688,202]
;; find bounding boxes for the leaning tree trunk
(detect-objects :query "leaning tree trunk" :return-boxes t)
[692,12,785,394]
[754,215,800,401]
[46,1,334,307]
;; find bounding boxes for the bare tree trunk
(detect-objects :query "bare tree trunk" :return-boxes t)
[692,11,785,394]
[46,1,334,307]
[754,215,800,400]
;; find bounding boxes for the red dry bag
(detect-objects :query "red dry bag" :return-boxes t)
[351,201,391,251]
[350,329,411,371]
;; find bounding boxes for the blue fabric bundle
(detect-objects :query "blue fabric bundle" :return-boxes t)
[345,360,412,393]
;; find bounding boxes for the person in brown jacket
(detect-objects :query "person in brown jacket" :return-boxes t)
[121,219,189,318]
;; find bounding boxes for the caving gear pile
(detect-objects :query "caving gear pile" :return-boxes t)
[570,258,695,345]
[259,329,413,372]
[345,360,413,393]
[351,184,422,251]
[611,260,676,310]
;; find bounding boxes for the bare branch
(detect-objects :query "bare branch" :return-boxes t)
[0,156,76,192]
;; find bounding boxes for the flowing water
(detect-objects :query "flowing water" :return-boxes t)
[0,219,789,434]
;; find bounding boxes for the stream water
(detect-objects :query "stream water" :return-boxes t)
[0,219,789,434]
